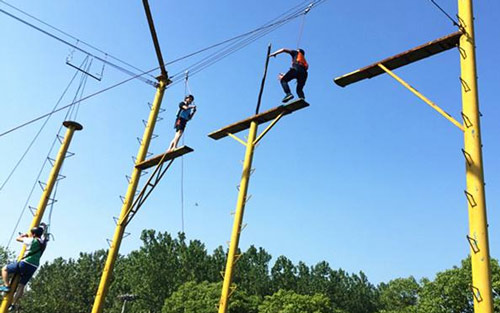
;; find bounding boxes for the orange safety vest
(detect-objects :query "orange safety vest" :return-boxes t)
[296,51,309,70]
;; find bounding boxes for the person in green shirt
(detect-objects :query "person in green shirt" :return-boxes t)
[1,224,47,311]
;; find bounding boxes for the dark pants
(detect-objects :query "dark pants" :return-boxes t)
[280,66,308,99]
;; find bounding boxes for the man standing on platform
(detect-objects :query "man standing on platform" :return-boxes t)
[269,48,309,103]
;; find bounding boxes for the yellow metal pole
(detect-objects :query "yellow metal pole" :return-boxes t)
[0,121,82,313]
[218,121,258,313]
[91,78,167,313]
[458,1,493,312]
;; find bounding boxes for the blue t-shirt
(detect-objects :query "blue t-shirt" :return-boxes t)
[177,101,194,120]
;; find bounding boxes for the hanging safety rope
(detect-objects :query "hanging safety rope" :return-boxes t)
[297,3,313,48]
[179,71,192,233]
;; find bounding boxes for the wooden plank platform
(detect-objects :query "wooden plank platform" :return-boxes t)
[208,99,309,140]
[135,145,193,170]
[334,31,462,87]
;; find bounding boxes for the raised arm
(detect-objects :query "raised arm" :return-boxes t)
[269,48,291,58]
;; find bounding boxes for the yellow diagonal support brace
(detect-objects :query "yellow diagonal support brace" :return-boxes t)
[254,111,285,145]
[377,63,465,131]
[227,132,247,147]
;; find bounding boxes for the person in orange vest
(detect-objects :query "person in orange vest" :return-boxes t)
[269,48,309,103]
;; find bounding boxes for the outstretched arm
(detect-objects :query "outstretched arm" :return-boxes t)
[269,48,291,58]
[16,233,28,242]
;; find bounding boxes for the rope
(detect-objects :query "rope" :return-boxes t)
[179,72,191,233]
[0,0,155,80]
[0,0,326,139]
[427,0,460,27]
[0,60,83,193]
[4,62,86,248]
[297,3,313,48]
[0,7,157,87]
[5,135,58,248]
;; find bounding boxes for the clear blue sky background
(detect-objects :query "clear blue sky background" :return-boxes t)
[0,0,498,285]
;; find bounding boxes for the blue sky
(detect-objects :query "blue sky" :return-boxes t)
[0,0,499,285]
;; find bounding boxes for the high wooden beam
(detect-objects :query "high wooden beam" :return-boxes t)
[135,146,193,170]
[208,99,309,140]
[334,31,462,87]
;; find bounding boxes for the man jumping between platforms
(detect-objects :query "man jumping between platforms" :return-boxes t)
[1,224,48,312]
[269,48,309,103]
[167,95,197,152]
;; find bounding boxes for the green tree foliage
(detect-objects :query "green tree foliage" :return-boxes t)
[271,256,298,292]
[11,230,500,313]
[162,281,260,313]
[258,289,332,313]
[122,230,214,313]
[162,281,220,313]
[417,257,500,313]
[234,245,272,296]
[0,245,14,268]
[22,250,115,313]
[377,276,420,313]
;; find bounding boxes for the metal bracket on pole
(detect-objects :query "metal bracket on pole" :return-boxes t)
[47,157,56,167]
[29,206,37,216]
[461,149,473,166]
[464,190,477,208]
[466,235,480,254]
[469,285,483,303]
[461,112,473,128]
[459,77,471,93]
[228,284,238,299]
[38,181,47,191]
[234,254,242,264]
[56,134,64,144]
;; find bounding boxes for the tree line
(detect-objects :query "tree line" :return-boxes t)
[1,230,499,313]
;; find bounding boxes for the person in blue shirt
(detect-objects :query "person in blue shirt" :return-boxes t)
[167,95,197,151]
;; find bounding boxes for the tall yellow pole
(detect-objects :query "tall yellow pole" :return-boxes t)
[0,121,82,313]
[218,121,258,313]
[458,1,493,312]
[91,78,167,313]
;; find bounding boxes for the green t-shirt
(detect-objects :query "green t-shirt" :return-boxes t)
[22,238,44,267]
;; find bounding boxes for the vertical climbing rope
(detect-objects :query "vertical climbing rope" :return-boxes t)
[179,71,193,233]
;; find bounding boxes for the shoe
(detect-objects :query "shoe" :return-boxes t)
[8,304,15,312]
[0,285,10,292]
[282,94,294,103]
